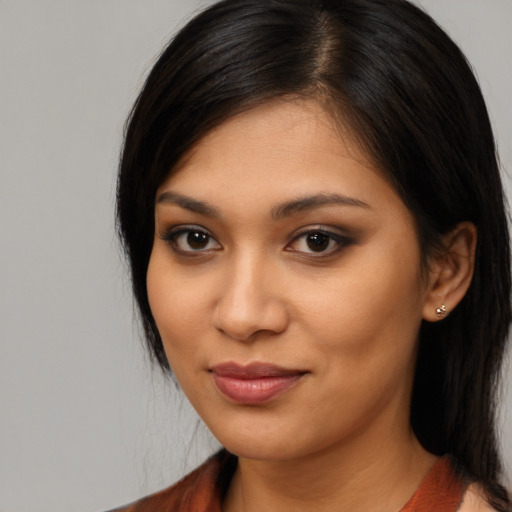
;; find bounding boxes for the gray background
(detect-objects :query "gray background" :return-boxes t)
[0,1,510,511]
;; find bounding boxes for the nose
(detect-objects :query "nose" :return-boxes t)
[212,255,289,342]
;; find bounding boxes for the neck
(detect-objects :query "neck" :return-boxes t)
[223,422,437,512]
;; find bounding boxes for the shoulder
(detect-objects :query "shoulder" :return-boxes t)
[104,450,236,512]
[457,484,499,512]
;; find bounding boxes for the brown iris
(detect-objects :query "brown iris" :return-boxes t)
[306,232,330,252]
[187,231,209,250]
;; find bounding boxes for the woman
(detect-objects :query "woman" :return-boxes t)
[113,0,511,510]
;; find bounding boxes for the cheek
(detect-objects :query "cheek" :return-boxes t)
[294,264,423,441]
[146,251,209,369]
[295,238,425,367]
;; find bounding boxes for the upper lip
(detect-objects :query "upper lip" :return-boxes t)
[210,362,307,379]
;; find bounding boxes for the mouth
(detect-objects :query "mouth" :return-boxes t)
[209,362,308,405]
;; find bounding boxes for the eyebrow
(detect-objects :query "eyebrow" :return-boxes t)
[156,191,220,217]
[155,191,371,219]
[271,193,371,219]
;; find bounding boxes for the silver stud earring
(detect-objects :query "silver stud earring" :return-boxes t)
[436,304,447,318]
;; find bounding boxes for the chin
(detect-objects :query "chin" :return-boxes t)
[221,438,302,462]
[210,420,332,463]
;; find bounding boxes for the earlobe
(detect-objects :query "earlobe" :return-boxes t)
[422,222,477,322]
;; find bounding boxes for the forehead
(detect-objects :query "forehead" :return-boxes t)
[158,99,402,217]
[162,99,370,177]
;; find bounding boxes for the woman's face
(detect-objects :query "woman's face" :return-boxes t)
[147,100,432,461]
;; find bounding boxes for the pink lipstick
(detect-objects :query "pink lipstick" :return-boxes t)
[210,362,306,405]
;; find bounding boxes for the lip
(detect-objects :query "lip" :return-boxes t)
[210,362,307,405]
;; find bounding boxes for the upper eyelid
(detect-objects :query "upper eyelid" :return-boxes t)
[160,224,215,238]
[159,225,220,244]
[159,223,351,248]
[288,225,348,240]
[290,230,347,243]
[160,224,345,237]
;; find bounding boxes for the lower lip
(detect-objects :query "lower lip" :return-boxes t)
[212,373,304,405]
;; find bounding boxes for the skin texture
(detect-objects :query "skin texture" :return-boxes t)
[147,99,476,511]
[459,485,497,512]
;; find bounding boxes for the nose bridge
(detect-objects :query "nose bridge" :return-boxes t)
[213,248,288,341]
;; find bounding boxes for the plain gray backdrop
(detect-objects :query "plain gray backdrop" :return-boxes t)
[1,1,511,511]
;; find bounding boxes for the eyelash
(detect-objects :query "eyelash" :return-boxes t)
[160,225,221,256]
[160,225,351,258]
[286,228,351,257]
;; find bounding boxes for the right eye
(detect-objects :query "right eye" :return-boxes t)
[162,227,221,254]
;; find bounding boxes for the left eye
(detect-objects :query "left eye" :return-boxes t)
[287,230,346,255]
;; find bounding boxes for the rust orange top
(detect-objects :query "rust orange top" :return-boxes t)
[108,451,465,512]
[399,456,466,512]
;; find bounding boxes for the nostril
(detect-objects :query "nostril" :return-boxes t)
[212,298,289,342]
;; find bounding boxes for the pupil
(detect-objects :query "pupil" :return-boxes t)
[187,231,208,249]
[306,232,329,252]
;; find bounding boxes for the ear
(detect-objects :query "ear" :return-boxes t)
[422,221,477,322]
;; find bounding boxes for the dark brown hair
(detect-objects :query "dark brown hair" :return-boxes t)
[117,0,511,508]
